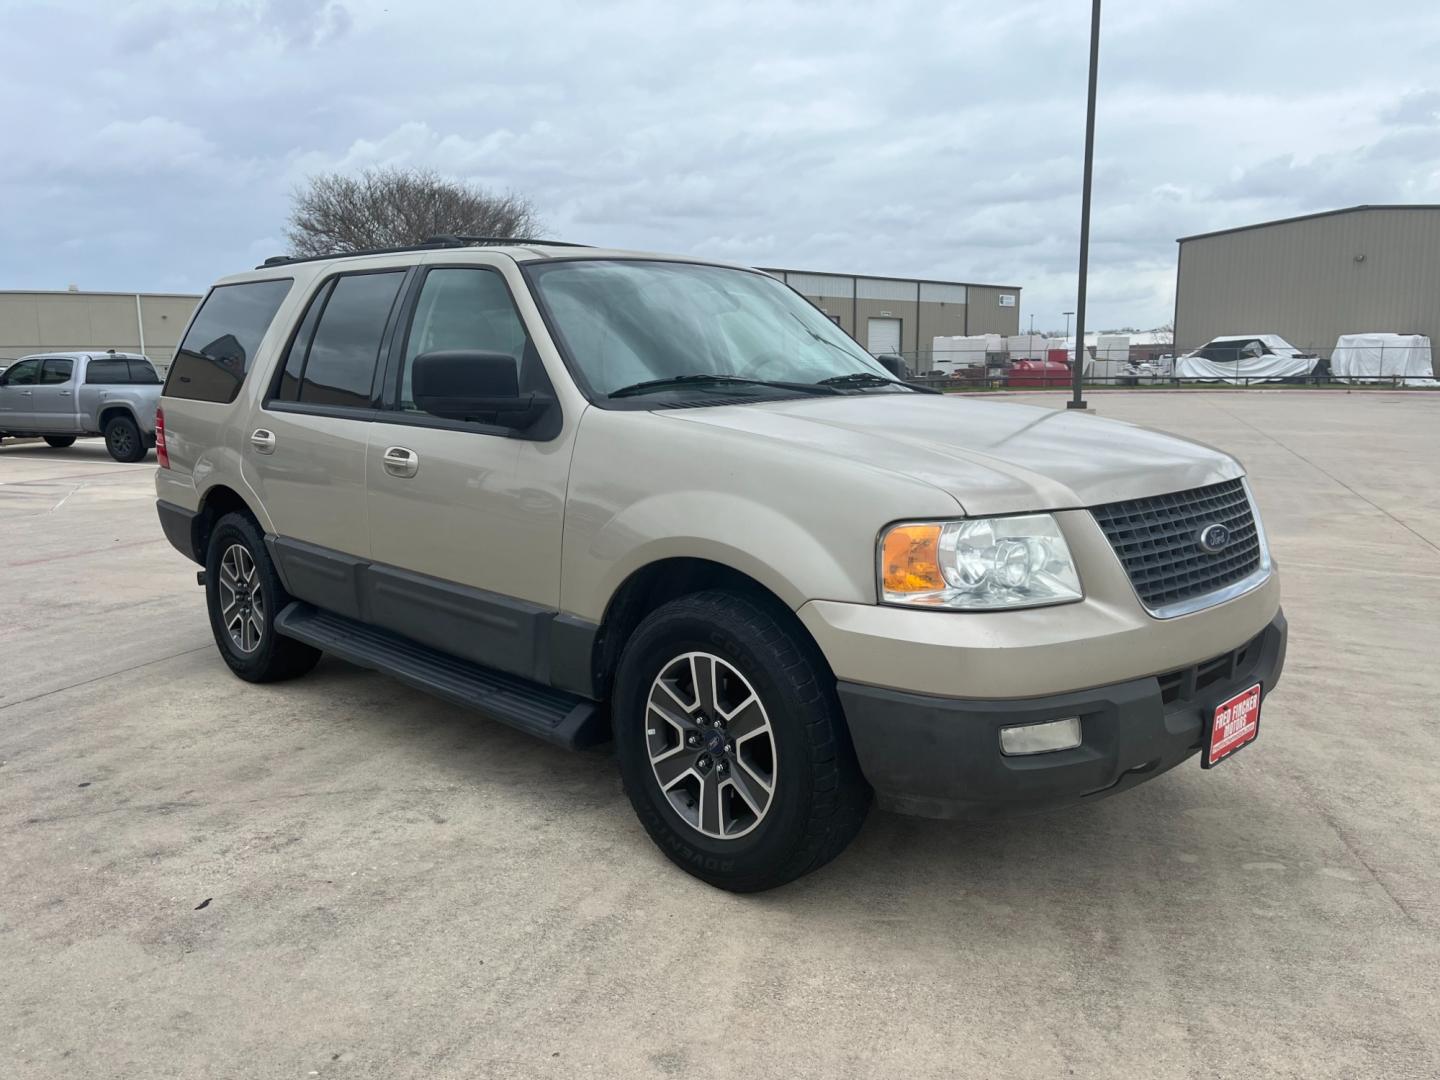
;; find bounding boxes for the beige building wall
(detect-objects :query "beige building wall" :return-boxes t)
[0,290,201,372]
[761,268,1023,371]
[963,285,1023,336]
[1175,206,1440,353]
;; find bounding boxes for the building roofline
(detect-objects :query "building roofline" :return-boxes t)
[757,267,1021,291]
[1177,204,1440,243]
[0,289,203,300]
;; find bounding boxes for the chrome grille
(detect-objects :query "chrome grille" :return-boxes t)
[1091,479,1262,611]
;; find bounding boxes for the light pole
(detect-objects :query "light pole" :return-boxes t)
[1068,0,1102,411]
[1029,313,1036,334]
[1063,311,1074,339]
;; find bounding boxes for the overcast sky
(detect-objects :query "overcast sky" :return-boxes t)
[3,0,1439,331]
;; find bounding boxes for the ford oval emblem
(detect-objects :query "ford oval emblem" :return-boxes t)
[1197,523,1232,553]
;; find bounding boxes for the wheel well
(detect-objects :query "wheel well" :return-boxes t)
[590,557,824,699]
[97,405,137,429]
[193,485,257,563]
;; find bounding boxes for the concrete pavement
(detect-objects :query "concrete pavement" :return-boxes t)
[2,392,1438,1079]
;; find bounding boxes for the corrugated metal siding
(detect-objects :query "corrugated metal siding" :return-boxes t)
[856,277,916,302]
[963,286,1022,336]
[919,282,967,304]
[1175,207,1440,353]
[784,272,854,299]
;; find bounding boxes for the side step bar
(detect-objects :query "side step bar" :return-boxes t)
[274,602,607,750]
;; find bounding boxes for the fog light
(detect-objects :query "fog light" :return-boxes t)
[999,717,1082,756]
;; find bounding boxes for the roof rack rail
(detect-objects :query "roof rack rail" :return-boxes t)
[424,235,592,249]
[256,235,590,269]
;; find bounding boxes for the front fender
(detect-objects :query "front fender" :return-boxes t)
[568,490,864,620]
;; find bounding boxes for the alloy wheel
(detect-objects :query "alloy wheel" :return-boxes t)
[218,543,265,654]
[646,651,777,840]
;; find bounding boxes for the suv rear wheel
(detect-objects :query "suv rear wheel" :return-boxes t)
[204,512,320,683]
[43,436,76,448]
[103,414,146,462]
[613,590,870,892]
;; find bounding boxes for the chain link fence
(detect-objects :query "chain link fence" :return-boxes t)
[880,340,1438,391]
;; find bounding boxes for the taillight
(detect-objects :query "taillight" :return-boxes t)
[155,406,170,468]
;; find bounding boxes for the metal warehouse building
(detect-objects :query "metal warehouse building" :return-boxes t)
[1175,205,1440,354]
[1,289,202,374]
[759,267,1021,370]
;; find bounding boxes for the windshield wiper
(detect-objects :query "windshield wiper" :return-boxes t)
[816,372,939,394]
[609,374,838,399]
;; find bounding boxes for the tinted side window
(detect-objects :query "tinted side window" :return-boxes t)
[128,359,161,384]
[398,268,531,410]
[166,279,292,404]
[86,358,131,384]
[294,271,404,409]
[41,359,75,384]
[3,359,41,385]
[275,280,332,403]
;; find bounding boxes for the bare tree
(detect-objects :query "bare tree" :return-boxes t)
[285,167,543,256]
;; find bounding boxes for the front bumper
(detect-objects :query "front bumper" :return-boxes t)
[838,609,1287,819]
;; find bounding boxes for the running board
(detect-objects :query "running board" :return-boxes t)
[274,602,606,750]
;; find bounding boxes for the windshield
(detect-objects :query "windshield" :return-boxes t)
[526,259,898,398]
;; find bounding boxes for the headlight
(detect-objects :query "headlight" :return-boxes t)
[879,515,1083,610]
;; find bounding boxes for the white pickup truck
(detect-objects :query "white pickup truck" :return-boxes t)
[0,351,161,461]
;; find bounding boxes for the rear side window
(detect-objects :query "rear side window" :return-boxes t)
[166,279,292,403]
[274,271,405,409]
[128,359,161,384]
[87,358,131,383]
[40,358,74,384]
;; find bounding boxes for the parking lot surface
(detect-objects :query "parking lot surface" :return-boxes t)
[3,391,1438,1079]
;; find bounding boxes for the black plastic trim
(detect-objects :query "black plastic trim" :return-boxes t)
[261,534,592,692]
[366,562,551,684]
[269,536,367,620]
[838,610,1287,820]
[549,613,601,698]
[156,499,200,563]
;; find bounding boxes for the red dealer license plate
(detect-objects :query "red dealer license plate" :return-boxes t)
[1203,683,1262,768]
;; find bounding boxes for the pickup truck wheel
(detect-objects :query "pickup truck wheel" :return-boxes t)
[613,590,871,892]
[103,415,146,462]
[204,512,320,683]
[43,436,77,448]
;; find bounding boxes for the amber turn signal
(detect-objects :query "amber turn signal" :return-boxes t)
[881,524,944,593]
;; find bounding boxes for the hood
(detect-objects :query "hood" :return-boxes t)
[662,393,1242,516]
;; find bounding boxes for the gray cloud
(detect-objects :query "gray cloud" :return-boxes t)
[2,0,1439,329]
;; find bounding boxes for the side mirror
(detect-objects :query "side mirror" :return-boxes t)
[876,354,908,379]
[411,350,552,429]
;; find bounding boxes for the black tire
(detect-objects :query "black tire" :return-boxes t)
[613,590,871,892]
[103,414,146,462]
[44,435,77,448]
[204,512,321,683]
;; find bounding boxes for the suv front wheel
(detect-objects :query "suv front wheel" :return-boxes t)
[613,590,871,892]
[204,512,321,683]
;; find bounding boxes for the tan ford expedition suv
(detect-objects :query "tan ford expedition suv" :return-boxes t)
[154,239,1286,891]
